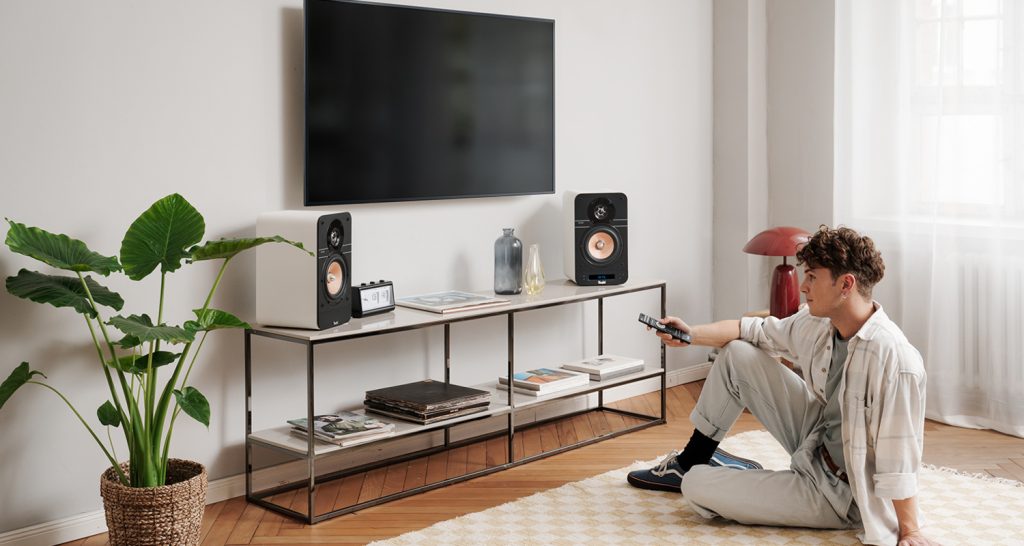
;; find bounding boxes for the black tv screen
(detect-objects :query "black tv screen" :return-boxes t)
[304,0,555,206]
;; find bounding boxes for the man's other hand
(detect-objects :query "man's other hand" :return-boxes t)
[898,529,942,546]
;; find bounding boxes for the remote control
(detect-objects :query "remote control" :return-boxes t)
[638,313,692,344]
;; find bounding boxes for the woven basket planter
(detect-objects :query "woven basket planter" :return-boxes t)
[100,459,208,546]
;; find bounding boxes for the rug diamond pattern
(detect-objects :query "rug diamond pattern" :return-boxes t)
[371,430,1024,545]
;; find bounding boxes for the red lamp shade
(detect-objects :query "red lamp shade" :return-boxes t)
[743,227,810,318]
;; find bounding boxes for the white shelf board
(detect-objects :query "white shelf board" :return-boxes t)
[250,279,666,343]
[249,404,512,457]
[248,366,663,457]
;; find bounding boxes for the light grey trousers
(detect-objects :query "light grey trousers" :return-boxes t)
[679,340,860,530]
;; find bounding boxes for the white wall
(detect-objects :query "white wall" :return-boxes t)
[766,0,835,230]
[711,0,835,320]
[712,0,771,320]
[0,0,713,533]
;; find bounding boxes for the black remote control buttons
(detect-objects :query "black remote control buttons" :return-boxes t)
[637,313,692,344]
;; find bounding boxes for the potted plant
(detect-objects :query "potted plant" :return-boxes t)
[0,194,307,545]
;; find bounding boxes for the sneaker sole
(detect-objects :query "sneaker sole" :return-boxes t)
[709,448,763,470]
[626,473,682,493]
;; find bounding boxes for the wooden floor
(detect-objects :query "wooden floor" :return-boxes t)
[63,380,1024,546]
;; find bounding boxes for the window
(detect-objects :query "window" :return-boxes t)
[905,0,1023,220]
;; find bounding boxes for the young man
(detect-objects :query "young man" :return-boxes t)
[628,226,939,546]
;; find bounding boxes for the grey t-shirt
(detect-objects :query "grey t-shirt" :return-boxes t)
[822,330,848,472]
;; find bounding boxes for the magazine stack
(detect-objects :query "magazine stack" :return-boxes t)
[364,379,492,425]
[560,354,645,381]
[288,411,396,447]
[396,290,509,314]
[498,367,590,397]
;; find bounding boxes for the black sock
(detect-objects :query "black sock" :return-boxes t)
[674,429,719,472]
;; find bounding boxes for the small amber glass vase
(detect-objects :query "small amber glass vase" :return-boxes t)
[523,244,545,295]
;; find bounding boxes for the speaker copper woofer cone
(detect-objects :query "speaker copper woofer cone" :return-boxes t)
[324,258,346,298]
[584,228,620,263]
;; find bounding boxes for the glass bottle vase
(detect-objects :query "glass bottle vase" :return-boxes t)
[524,243,545,295]
[494,228,523,295]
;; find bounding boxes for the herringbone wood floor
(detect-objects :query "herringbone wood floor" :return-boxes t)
[63,381,1024,546]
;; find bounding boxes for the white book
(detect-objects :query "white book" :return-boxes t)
[561,354,645,376]
[290,428,396,447]
[498,368,591,392]
[506,384,585,397]
[397,290,510,314]
[287,411,393,440]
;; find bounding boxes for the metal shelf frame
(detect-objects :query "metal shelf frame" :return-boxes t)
[244,281,667,524]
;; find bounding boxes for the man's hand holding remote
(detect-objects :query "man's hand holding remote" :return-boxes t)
[642,315,693,347]
[641,316,744,349]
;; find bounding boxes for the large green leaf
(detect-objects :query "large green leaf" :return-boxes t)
[106,351,179,374]
[0,363,45,410]
[97,401,121,427]
[5,219,120,275]
[107,314,195,345]
[116,334,142,349]
[188,236,309,262]
[120,194,205,281]
[185,308,250,333]
[174,387,210,427]
[6,270,124,318]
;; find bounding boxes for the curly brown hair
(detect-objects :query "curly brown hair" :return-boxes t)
[795,225,885,298]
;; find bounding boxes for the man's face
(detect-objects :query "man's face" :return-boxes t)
[800,267,844,318]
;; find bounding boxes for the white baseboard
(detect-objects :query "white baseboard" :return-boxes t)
[0,512,108,546]
[600,360,712,403]
[669,361,712,388]
[0,365,710,546]
[0,474,247,546]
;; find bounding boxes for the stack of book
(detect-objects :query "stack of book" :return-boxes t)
[288,411,396,447]
[498,367,590,397]
[364,379,492,424]
[561,354,645,381]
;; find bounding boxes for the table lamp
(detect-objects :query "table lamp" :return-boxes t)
[742,226,811,318]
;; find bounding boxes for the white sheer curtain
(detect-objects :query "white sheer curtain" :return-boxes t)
[835,0,1024,437]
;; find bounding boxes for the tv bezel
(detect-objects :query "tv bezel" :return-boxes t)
[302,0,556,207]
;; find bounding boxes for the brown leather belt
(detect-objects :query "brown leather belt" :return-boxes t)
[819,444,849,484]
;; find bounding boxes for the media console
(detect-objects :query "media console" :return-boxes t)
[244,279,667,524]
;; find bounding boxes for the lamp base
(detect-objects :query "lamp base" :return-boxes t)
[770,264,800,318]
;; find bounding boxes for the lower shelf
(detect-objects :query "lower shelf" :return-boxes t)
[248,366,665,458]
[248,404,664,523]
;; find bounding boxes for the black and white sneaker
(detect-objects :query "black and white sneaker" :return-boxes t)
[626,450,687,492]
[627,448,763,492]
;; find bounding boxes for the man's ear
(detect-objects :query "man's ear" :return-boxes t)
[842,273,856,292]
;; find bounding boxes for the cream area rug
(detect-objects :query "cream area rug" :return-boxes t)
[370,430,1024,545]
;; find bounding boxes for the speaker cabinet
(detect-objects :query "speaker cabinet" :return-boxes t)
[256,211,352,330]
[563,191,628,285]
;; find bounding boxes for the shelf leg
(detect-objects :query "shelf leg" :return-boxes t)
[444,323,451,384]
[507,312,515,463]
[597,297,604,409]
[306,341,316,524]
[661,284,667,421]
[245,329,253,499]
[444,324,451,447]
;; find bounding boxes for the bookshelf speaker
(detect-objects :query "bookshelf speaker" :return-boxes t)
[563,191,628,286]
[256,211,352,329]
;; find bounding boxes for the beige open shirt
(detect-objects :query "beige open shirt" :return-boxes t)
[740,303,927,546]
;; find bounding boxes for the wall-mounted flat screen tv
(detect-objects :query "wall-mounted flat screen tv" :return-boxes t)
[304,0,555,206]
